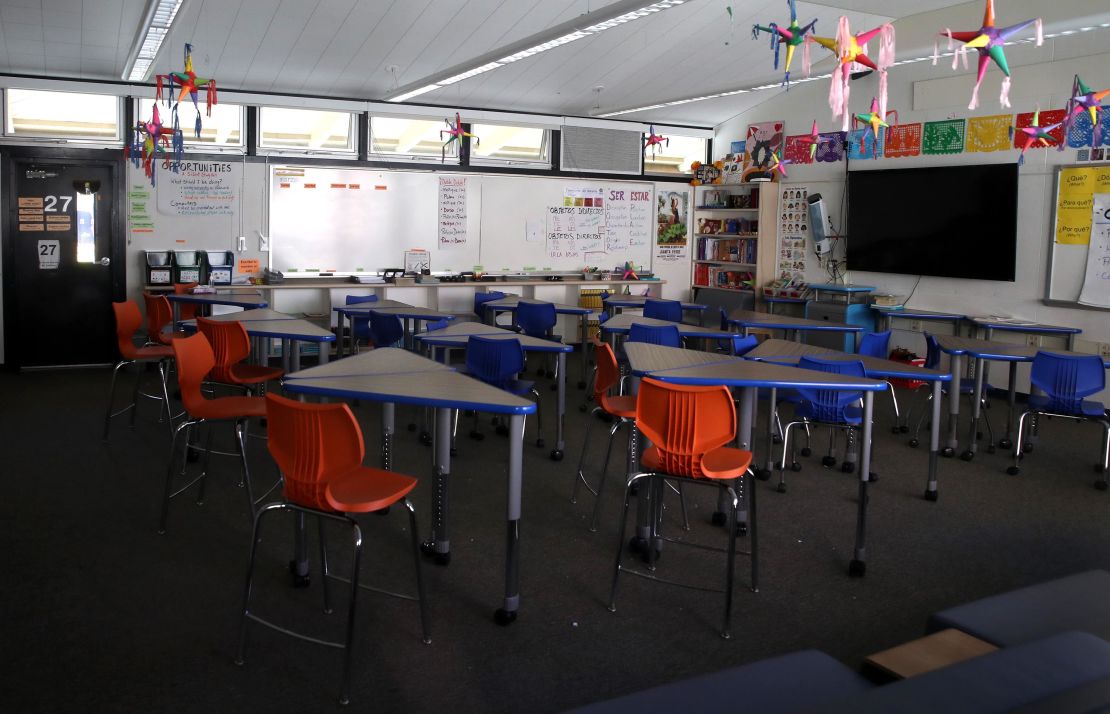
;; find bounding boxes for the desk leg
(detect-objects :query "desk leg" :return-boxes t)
[961,357,985,461]
[552,352,566,461]
[925,379,941,501]
[421,407,453,567]
[1000,362,1017,450]
[172,302,181,331]
[760,388,776,482]
[579,315,589,390]
[281,338,292,374]
[336,312,346,358]
[1067,333,1077,350]
[291,340,302,373]
[495,412,524,626]
[318,339,330,365]
[381,403,394,471]
[945,353,961,457]
[849,391,874,577]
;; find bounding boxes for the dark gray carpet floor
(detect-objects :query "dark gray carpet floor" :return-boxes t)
[3,361,1110,712]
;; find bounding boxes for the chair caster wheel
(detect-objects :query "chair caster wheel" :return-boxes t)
[941,447,955,458]
[736,522,748,536]
[550,449,563,461]
[288,561,311,588]
[821,456,836,467]
[1006,466,1020,475]
[800,447,812,457]
[848,559,866,577]
[772,435,783,444]
[999,438,1013,449]
[1095,480,1109,491]
[494,608,517,626]
[496,425,510,437]
[628,536,648,553]
[419,431,432,446]
[407,423,417,432]
[960,450,974,461]
[868,472,879,483]
[899,425,909,434]
[776,483,787,493]
[840,462,855,474]
[469,431,484,441]
[535,438,545,448]
[710,512,727,527]
[754,468,772,481]
[908,439,919,448]
[924,489,938,502]
[790,462,802,472]
[419,542,451,566]
[577,380,587,389]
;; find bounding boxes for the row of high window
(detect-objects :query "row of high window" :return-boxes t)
[1,88,706,174]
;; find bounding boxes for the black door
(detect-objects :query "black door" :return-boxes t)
[5,158,121,367]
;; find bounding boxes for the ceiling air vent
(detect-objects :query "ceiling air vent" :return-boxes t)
[560,125,642,175]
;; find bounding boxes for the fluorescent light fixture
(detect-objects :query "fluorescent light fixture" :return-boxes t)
[384,0,685,102]
[598,21,1108,117]
[122,0,185,81]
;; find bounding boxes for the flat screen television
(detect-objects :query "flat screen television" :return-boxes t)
[845,163,1018,281]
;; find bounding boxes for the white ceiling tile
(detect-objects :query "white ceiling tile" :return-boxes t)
[52,43,84,59]
[1,5,43,25]
[43,10,84,29]
[7,53,46,72]
[44,25,82,44]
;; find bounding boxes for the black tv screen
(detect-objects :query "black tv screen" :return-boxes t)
[846,163,1018,281]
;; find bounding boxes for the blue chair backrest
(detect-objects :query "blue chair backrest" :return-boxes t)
[474,291,506,317]
[629,323,681,348]
[425,318,451,332]
[923,334,941,371]
[796,356,867,422]
[516,301,557,338]
[719,307,729,331]
[466,336,525,389]
[369,312,404,348]
[858,330,891,358]
[1031,351,1106,413]
[644,299,682,322]
[731,334,759,357]
[345,294,378,339]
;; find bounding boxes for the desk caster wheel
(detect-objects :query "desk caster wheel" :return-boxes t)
[790,462,802,472]
[801,447,812,457]
[1006,466,1020,476]
[710,512,727,527]
[536,438,545,448]
[848,559,866,577]
[736,522,748,536]
[821,456,836,467]
[776,483,787,494]
[908,438,920,448]
[755,469,772,481]
[628,536,649,554]
[840,462,855,474]
[924,489,938,502]
[407,423,417,432]
[550,449,563,461]
[868,472,879,483]
[577,380,587,390]
[419,431,432,446]
[998,438,1013,449]
[288,561,310,588]
[941,447,955,458]
[494,608,517,626]
[1095,480,1108,491]
[960,450,974,461]
[419,542,451,566]
[469,431,485,441]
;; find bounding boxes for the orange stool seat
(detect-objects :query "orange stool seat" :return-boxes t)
[189,395,267,422]
[642,445,752,481]
[600,394,637,419]
[327,468,418,513]
[229,363,285,385]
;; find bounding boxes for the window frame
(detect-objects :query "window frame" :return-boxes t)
[1,87,123,145]
[257,106,358,157]
[642,131,709,177]
[133,97,245,152]
[367,115,464,165]
[467,122,552,169]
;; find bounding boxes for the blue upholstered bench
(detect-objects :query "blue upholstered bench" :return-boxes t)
[928,570,1110,646]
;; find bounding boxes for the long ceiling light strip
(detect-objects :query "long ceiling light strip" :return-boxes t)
[384,0,685,102]
[122,0,186,81]
[598,21,1110,117]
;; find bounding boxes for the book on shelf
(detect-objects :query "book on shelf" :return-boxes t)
[694,264,754,290]
[696,237,757,264]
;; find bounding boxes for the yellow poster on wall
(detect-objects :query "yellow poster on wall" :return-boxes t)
[1055,166,1110,244]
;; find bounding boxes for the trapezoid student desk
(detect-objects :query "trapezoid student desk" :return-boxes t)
[746,339,951,501]
[727,309,864,351]
[179,308,335,372]
[935,335,1110,462]
[415,321,573,461]
[599,313,733,349]
[601,294,707,319]
[282,347,536,626]
[624,342,887,576]
[871,307,967,335]
[333,301,455,355]
[481,295,594,389]
[164,291,269,326]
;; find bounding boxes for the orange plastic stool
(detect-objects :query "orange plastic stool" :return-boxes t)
[196,316,284,393]
[173,282,199,321]
[608,378,758,639]
[235,393,431,706]
[142,291,176,346]
[103,300,175,440]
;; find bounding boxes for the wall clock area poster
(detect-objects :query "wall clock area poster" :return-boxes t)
[655,190,689,263]
[746,121,785,171]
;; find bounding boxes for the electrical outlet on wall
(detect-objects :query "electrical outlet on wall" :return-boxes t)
[1098,342,1110,360]
[910,320,922,332]
[258,232,270,252]
[1026,333,1041,347]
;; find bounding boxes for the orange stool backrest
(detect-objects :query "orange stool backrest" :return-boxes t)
[143,292,174,345]
[594,343,620,398]
[112,300,143,360]
[171,332,216,416]
[173,283,199,321]
[197,317,251,384]
[265,392,365,512]
[635,377,737,479]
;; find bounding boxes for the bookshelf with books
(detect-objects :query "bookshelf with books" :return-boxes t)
[690,183,778,309]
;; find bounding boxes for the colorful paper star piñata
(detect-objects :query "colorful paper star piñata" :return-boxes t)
[440,113,479,163]
[808,18,895,131]
[751,0,818,87]
[1063,74,1110,148]
[1010,107,1062,165]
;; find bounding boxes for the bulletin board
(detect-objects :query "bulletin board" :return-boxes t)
[1045,164,1110,310]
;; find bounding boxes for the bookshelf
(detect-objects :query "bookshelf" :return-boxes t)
[690,183,779,307]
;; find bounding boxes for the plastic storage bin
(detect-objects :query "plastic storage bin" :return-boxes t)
[173,250,203,284]
[145,250,173,285]
[204,250,234,285]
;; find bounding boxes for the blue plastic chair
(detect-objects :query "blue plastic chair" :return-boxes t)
[858,330,891,358]
[368,312,404,349]
[730,334,759,357]
[516,301,562,378]
[464,335,544,446]
[777,356,868,492]
[629,323,681,348]
[345,294,378,345]
[644,298,682,322]
[1008,351,1110,485]
[909,334,994,449]
[474,291,506,324]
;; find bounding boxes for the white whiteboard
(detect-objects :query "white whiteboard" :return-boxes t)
[268,165,654,274]
[1079,192,1110,308]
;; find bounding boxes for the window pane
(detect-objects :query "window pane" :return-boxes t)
[644,134,706,174]
[137,98,242,146]
[260,107,354,151]
[5,88,119,140]
[470,124,548,162]
[76,192,95,263]
[370,117,457,160]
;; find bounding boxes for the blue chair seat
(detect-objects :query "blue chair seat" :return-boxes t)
[795,403,863,425]
[1028,394,1106,418]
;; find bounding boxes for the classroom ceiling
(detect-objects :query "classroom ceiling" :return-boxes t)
[0,0,1104,127]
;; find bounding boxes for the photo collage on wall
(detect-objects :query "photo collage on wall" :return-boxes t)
[779,184,809,279]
